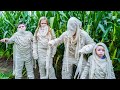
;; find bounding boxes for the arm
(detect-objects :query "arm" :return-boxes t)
[51,29,57,57]
[79,31,96,54]
[48,31,66,47]
[33,36,38,60]
[110,61,116,79]
[29,32,37,68]
[0,33,16,44]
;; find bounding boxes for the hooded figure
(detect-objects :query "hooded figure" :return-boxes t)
[48,17,96,79]
[0,24,34,79]
[33,16,56,79]
[80,42,116,79]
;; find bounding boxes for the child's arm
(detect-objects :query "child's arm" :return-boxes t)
[51,29,57,57]
[110,61,116,79]
[30,32,37,69]
[0,38,9,43]
[6,33,17,44]
[33,36,38,60]
[0,33,16,44]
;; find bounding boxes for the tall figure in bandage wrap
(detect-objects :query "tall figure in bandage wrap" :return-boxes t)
[33,17,56,79]
[49,17,96,79]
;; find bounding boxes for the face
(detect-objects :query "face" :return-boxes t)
[17,24,26,31]
[95,45,105,58]
[40,19,47,27]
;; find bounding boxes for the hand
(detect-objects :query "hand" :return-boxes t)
[0,39,6,42]
[48,40,55,47]
[79,45,92,54]
[78,49,84,54]
[0,38,9,42]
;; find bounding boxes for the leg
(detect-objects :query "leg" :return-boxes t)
[49,66,57,79]
[48,58,56,79]
[38,59,46,79]
[62,62,73,79]
[25,59,34,79]
[15,60,24,79]
[37,49,47,79]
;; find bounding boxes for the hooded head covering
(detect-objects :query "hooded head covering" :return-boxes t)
[93,42,110,62]
[92,42,112,79]
[65,17,83,72]
[66,17,83,59]
[67,17,82,38]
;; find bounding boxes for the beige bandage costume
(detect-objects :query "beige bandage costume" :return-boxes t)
[80,42,116,79]
[6,30,34,79]
[33,17,56,79]
[49,17,96,79]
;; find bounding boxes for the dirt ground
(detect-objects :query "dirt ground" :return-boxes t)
[0,58,40,79]
[0,58,13,74]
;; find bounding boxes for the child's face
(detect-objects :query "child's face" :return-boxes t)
[17,24,26,31]
[95,45,105,58]
[40,20,47,27]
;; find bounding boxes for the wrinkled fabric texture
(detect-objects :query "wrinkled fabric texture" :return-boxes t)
[80,42,116,79]
[49,30,95,79]
[49,17,95,79]
[33,27,56,79]
[7,31,34,79]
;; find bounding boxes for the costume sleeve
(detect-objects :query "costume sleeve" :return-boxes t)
[30,32,34,50]
[7,33,17,44]
[50,31,66,46]
[33,36,38,60]
[80,31,96,54]
[51,29,57,57]
[80,57,90,79]
[110,61,116,79]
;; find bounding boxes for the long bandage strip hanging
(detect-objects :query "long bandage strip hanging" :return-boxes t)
[74,54,83,79]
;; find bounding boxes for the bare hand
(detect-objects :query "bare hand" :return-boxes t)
[0,38,9,42]
[0,39,6,42]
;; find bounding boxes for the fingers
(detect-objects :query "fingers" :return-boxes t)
[0,39,5,42]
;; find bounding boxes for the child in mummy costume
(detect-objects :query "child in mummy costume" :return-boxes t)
[80,42,116,79]
[33,17,56,79]
[0,23,34,79]
[48,17,96,79]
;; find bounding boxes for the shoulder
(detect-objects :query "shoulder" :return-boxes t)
[25,31,33,35]
[13,32,18,36]
[88,55,93,61]
[81,30,89,36]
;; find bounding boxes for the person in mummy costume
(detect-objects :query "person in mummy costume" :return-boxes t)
[48,17,96,79]
[80,42,116,79]
[0,23,34,79]
[33,17,56,79]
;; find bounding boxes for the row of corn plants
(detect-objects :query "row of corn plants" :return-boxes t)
[0,11,120,79]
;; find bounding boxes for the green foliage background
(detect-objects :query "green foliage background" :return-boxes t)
[0,11,120,79]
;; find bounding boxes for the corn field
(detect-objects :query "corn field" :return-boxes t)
[0,11,120,79]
